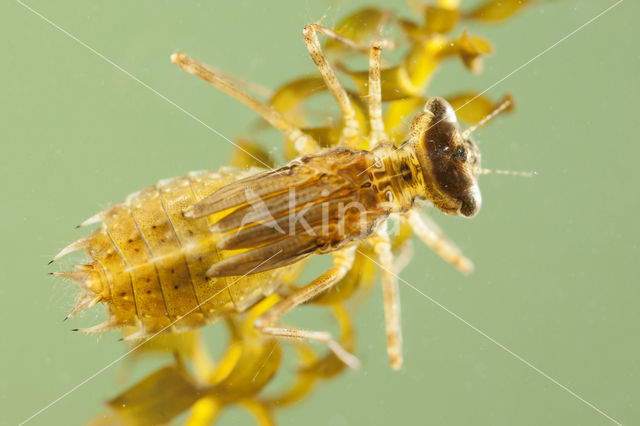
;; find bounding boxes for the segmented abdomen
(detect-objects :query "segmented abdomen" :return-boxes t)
[55,168,300,339]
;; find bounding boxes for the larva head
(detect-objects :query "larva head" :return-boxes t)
[410,97,482,217]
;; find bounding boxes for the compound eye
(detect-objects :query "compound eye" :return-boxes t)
[451,145,467,162]
[459,196,478,217]
[458,186,482,218]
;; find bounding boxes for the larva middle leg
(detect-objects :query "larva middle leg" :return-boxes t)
[367,39,391,147]
[302,23,361,150]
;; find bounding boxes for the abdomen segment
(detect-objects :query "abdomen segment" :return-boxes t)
[53,168,301,338]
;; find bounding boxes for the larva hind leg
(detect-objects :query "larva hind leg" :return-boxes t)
[171,52,319,156]
[406,210,474,274]
[253,246,360,369]
[303,24,361,150]
[372,229,403,370]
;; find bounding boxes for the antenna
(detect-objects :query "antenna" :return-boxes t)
[462,96,513,139]
[474,168,537,177]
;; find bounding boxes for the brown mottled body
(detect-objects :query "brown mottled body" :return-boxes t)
[56,168,300,338]
[170,26,501,369]
[54,14,520,369]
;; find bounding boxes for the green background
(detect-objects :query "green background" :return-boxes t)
[2,0,638,425]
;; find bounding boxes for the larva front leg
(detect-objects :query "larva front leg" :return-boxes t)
[372,228,403,370]
[406,210,474,274]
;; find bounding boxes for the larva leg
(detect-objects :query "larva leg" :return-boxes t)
[393,239,413,275]
[368,40,390,147]
[310,15,393,57]
[406,210,474,274]
[310,23,371,55]
[254,246,359,368]
[373,229,403,370]
[303,24,360,150]
[203,65,273,99]
[171,52,319,156]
